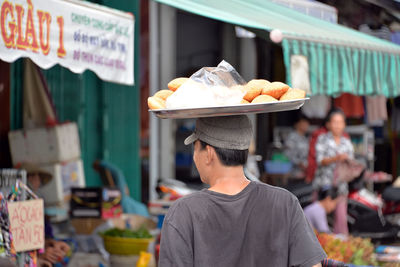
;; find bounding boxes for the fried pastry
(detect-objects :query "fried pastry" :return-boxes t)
[154,89,174,100]
[262,82,289,99]
[251,94,278,104]
[148,96,166,110]
[168,77,189,91]
[243,79,270,102]
[279,88,306,101]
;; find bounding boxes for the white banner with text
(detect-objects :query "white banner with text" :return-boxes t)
[0,0,134,85]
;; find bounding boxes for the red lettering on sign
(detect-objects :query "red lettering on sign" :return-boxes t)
[15,4,27,50]
[37,10,51,55]
[56,16,66,58]
[33,225,44,245]
[0,1,16,48]
[20,205,27,225]
[24,0,39,52]
[1,1,55,55]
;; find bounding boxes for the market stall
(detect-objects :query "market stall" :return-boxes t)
[0,0,142,199]
[0,0,152,266]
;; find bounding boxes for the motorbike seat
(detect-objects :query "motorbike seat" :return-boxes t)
[382,187,400,202]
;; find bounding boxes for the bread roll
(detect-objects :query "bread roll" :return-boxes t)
[243,79,270,102]
[262,82,289,99]
[279,88,306,101]
[148,96,166,110]
[168,77,189,91]
[154,89,174,100]
[246,79,270,90]
[243,88,261,102]
[251,95,278,104]
[241,99,250,104]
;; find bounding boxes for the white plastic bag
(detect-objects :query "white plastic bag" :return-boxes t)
[166,60,246,109]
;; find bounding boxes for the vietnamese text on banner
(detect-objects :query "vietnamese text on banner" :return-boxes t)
[7,199,44,252]
[0,0,134,85]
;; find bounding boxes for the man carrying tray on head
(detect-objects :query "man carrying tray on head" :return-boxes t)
[159,115,326,267]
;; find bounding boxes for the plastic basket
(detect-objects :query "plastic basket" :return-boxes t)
[102,235,154,255]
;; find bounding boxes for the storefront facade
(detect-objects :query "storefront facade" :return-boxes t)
[1,0,142,200]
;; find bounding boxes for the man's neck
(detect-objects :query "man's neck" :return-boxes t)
[207,166,250,195]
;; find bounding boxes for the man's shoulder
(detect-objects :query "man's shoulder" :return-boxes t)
[176,190,208,204]
[168,182,297,211]
[253,182,297,203]
[167,191,208,213]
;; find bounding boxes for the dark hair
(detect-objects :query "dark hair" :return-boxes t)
[294,113,310,125]
[318,186,338,201]
[199,140,248,166]
[326,108,346,124]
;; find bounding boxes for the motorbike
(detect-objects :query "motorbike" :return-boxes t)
[347,171,400,242]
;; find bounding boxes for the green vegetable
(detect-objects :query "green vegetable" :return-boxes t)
[102,226,152,239]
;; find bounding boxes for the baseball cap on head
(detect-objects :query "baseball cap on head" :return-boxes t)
[184,115,253,150]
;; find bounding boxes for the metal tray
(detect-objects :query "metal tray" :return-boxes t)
[150,98,309,119]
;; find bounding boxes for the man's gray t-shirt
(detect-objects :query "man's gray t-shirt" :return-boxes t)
[159,181,326,267]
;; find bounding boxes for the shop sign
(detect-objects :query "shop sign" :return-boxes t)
[7,199,44,252]
[0,0,134,85]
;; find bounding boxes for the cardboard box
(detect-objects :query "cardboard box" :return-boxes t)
[8,122,81,165]
[38,159,85,206]
[70,187,122,219]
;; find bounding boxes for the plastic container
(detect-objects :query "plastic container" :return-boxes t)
[110,254,139,267]
[102,235,154,255]
[264,161,292,174]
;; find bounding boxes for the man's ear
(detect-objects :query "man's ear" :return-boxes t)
[206,145,214,165]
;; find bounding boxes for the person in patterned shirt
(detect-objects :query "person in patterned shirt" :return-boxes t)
[313,108,354,235]
[284,115,310,180]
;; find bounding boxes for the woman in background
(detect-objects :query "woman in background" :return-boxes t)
[314,108,354,235]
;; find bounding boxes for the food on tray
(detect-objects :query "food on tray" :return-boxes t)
[154,89,174,100]
[147,61,307,111]
[148,96,166,110]
[280,88,306,101]
[262,81,289,99]
[251,95,278,104]
[243,79,270,102]
[168,77,189,91]
[243,88,261,102]
[245,79,270,90]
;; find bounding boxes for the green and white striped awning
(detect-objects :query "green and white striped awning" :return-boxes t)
[153,0,400,97]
